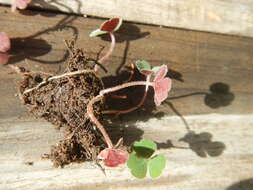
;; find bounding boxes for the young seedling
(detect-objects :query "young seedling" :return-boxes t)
[89,18,122,72]
[87,60,172,167]
[0,32,11,65]
[135,60,172,106]
[11,0,32,12]
[103,60,171,115]
[127,140,166,179]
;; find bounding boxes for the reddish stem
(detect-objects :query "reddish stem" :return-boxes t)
[100,81,153,96]
[87,95,114,148]
[103,75,151,115]
[87,80,154,148]
[95,32,115,72]
[11,2,17,12]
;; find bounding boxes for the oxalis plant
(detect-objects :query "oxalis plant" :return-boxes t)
[0,17,171,178]
[88,18,172,178]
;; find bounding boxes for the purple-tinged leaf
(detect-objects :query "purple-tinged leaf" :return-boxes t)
[0,32,11,53]
[140,70,154,76]
[98,148,128,167]
[154,65,168,82]
[154,78,172,106]
[100,18,122,32]
[135,60,153,76]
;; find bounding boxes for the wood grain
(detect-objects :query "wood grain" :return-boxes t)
[0,7,253,190]
[0,7,252,117]
[1,115,253,190]
[1,0,253,37]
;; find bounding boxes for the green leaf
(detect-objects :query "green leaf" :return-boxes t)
[89,29,108,37]
[127,152,148,179]
[152,66,161,73]
[148,154,166,179]
[133,140,157,158]
[135,60,152,72]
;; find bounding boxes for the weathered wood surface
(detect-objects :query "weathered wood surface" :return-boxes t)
[1,115,253,190]
[0,7,253,117]
[0,7,253,190]
[1,0,253,38]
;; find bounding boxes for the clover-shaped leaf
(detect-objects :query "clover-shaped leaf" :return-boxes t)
[127,152,148,179]
[135,61,172,106]
[133,139,157,158]
[89,18,122,37]
[98,148,128,167]
[135,60,153,76]
[153,65,172,106]
[100,18,122,32]
[135,61,162,76]
[127,140,166,179]
[148,154,166,179]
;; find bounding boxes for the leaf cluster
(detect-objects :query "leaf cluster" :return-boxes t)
[127,140,166,179]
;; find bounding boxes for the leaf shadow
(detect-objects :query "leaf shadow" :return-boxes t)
[204,82,235,108]
[7,0,81,65]
[167,82,235,109]
[179,131,226,157]
[164,101,226,157]
[103,67,230,155]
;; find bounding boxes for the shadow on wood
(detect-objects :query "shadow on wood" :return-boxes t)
[226,178,253,190]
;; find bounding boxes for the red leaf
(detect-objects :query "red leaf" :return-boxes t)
[98,148,128,167]
[100,18,122,32]
[154,65,168,82]
[140,70,153,76]
[0,53,9,65]
[154,78,172,106]
[0,32,11,53]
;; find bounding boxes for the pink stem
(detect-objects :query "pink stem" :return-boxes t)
[100,81,153,96]
[11,1,17,12]
[95,32,115,72]
[87,80,154,148]
[103,75,151,115]
[87,95,114,148]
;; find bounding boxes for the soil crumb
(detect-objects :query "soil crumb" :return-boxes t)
[18,41,105,167]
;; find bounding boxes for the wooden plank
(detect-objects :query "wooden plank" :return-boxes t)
[0,7,253,117]
[1,115,253,190]
[1,0,253,38]
[0,7,253,189]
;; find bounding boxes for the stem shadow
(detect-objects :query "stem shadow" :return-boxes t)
[7,0,81,65]
[102,66,231,154]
